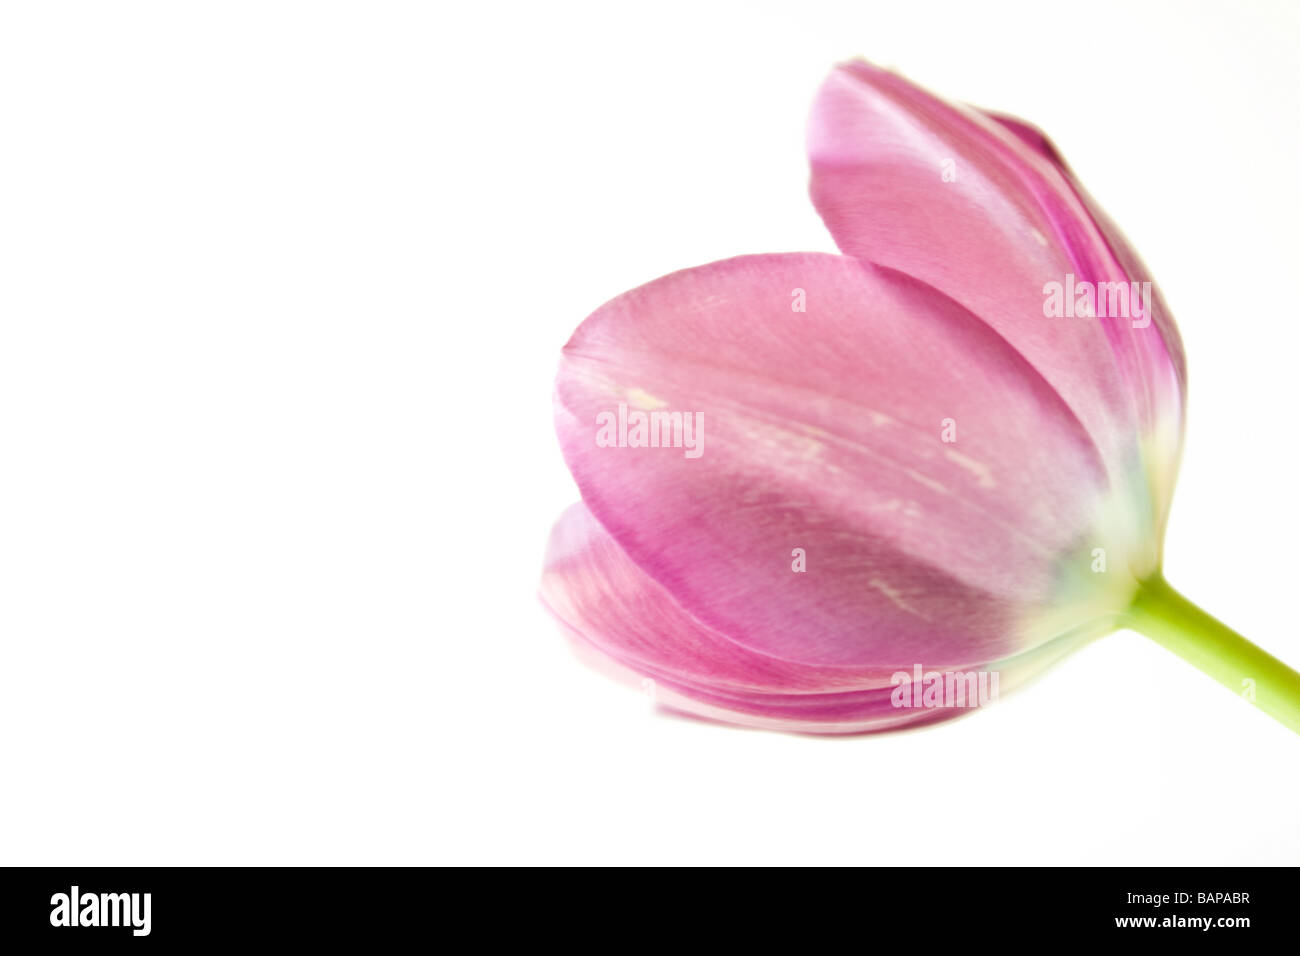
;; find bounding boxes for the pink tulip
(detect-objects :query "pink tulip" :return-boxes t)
[541,61,1300,735]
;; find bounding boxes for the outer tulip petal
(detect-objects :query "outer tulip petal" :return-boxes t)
[544,502,1112,734]
[808,61,1184,539]
[555,253,1136,671]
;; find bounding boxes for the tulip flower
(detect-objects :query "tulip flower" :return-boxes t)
[541,60,1300,735]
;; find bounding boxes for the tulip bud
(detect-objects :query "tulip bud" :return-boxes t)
[541,61,1300,735]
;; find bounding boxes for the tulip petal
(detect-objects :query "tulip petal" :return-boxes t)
[980,108,1186,524]
[544,501,1112,733]
[555,253,1131,671]
[807,61,1185,531]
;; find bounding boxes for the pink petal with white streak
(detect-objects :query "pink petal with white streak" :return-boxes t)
[555,253,1120,671]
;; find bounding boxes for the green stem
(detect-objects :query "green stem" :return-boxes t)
[1124,577,1300,735]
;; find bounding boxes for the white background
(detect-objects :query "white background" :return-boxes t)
[2,1,1297,865]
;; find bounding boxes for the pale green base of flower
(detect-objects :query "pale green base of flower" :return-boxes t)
[1124,577,1300,735]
